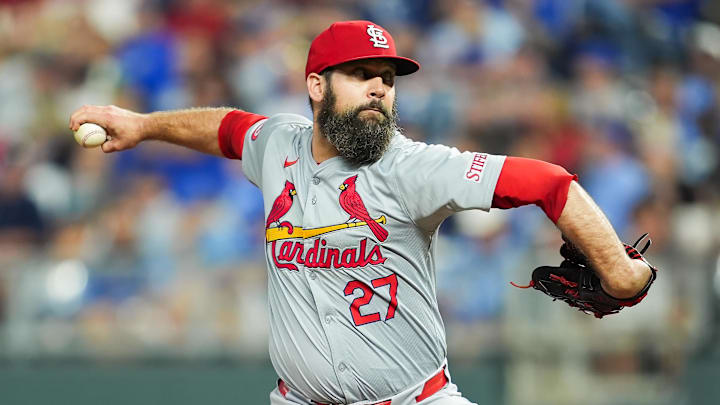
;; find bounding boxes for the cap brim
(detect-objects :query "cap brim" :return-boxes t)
[325,55,420,76]
[387,56,420,76]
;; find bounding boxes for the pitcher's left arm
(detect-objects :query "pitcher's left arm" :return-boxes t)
[493,157,655,315]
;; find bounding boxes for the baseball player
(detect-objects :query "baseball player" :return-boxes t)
[69,21,657,405]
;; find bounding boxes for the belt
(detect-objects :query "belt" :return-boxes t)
[277,367,448,405]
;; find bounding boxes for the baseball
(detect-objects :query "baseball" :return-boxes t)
[74,123,108,148]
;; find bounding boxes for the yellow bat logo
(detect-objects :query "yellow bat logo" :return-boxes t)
[265,216,387,242]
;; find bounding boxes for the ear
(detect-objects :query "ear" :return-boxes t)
[307,73,325,105]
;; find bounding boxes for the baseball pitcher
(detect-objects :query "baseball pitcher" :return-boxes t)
[69,20,657,405]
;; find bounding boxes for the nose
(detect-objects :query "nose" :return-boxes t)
[367,76,385,100]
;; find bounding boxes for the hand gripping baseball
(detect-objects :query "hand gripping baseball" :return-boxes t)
[512,234,658,318]
[69,105,147,153]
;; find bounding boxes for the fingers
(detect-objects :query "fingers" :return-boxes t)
[70,105,146,154]
[101,139,115,153]
[101,137,125,153]
[69,105,102,131]
[69,105,114,131]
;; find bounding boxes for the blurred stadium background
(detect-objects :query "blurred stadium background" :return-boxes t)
[1,0,720,404]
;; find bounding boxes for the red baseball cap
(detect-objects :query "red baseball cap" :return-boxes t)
[305,20,420,78]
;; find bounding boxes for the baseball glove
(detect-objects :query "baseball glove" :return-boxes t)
[511,234,658,318]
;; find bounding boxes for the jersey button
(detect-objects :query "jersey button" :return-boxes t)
[309,272,317,280]
[325,315,333,324]
[311,196,317,205]
[337,362,346,372]
[312,177,320,185]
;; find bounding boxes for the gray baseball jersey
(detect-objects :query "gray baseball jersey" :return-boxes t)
[240,113,505,404]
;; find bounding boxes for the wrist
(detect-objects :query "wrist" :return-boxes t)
[601,259,653,299]
[137,112,154,141]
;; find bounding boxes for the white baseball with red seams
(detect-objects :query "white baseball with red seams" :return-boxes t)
[73,123,107,148]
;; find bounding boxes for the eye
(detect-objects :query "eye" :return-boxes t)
[382,72,395,86]
[352,68,366,79]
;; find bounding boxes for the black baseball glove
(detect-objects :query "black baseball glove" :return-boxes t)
[512,234,658,318]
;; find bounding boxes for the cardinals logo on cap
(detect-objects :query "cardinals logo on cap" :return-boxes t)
[366,24,389,49]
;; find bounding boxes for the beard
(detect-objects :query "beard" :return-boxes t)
[317,86,399,166]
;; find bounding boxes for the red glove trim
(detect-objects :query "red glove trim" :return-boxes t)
[492,157,578,223]
[217,110,267,159]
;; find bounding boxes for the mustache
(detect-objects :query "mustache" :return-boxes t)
[353,100,389,118]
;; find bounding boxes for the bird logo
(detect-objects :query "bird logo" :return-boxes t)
[338,175,388,242]
[266,180,296,234]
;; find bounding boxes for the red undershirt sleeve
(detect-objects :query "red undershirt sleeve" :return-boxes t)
[217,110,268,159]
[491,157,578,223]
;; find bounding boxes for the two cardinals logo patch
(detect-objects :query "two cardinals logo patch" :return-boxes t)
[264,174,389,271]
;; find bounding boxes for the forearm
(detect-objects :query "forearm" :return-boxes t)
[69,104,238,155]
[556,181,651,298]
[143,107,235,156]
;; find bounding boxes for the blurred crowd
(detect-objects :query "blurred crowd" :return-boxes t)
[1,0,720,403]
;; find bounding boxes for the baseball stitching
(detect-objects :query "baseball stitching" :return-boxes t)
[82,129,106,147]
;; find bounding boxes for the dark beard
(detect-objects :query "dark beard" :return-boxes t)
[317,86,399,166]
